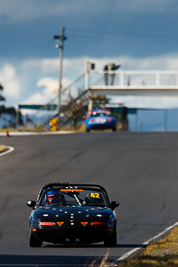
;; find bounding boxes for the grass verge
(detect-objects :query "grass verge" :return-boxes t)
[0,145,7,153]
[0,124,86,132]
[119,227,178,267]
[0,127,44,132]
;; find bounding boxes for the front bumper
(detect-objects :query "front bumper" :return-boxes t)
[87,123,116,130]
[31,224,115,244]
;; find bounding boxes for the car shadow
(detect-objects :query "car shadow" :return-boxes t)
[0,244,147,266]
[0,254,117,266]
[43,243,147,248]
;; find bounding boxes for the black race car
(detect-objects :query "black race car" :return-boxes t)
[27,183,119,247]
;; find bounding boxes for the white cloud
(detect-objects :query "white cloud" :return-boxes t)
[23,92,47,105]
[21,57,87,83]
[2,53,178,109]
[89,54,178,71]
[22,76,73,105]
[37,77,58,100]
[119,54,178,70]
[22,77,58,105]
[111,95,178,109]
[22,58,59,75]
[0,63,20,104]
[22,57,86,77]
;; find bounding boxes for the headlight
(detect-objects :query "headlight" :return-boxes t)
[106,214,116,228]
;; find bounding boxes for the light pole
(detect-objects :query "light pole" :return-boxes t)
[54,27,67,115]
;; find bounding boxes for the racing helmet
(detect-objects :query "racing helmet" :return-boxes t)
[47,190,61,204]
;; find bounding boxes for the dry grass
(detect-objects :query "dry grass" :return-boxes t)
[87,228,178,266]
[0,127,45,132]
[63,123,86,132]
[0,145,7,153]
[119,227,178,267]
[83,250,110,267]
[0,128,19,132]
[0,125,85,133]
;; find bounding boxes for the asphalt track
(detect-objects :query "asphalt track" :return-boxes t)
[0,132,178,266]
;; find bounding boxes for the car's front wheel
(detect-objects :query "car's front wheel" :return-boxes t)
[104,228,117,247]
[29,229,42,247]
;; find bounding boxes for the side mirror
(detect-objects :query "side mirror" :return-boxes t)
[110,201,120,210]
[26,200,36,209]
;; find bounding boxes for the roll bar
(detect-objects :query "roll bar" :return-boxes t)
[36,183,110,203]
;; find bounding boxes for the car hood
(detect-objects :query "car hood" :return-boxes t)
[37,206,112,222]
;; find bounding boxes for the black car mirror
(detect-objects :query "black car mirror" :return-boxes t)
[26,200,36,208]
[110,201,120,210]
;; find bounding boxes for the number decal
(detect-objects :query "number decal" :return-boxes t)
[90,193,100,198]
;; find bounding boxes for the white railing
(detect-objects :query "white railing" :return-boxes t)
[86,70,178,88]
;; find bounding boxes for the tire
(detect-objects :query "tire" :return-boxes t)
[104,228,117,247]
[29,229,42,247]
[86,128,90,132]
[112,126,116,132]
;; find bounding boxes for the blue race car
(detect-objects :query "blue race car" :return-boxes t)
[85,109,116,132]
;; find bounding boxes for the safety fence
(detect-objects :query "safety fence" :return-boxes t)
[87,70,178,88]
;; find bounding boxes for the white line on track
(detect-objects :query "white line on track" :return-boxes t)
[0,131,74,136]
[0,132,39,136]
[105,221,178,266]
[0,146,14,157]
[0,143,177,266]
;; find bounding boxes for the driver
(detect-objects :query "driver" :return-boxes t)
[47,190,62,204]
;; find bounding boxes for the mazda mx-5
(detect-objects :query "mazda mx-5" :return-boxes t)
[85,109,117,132]
[27,183,119,247]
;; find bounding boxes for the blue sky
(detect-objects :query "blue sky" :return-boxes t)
[1,0,178,113]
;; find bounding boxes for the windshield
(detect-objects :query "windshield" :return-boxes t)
[90,112,110,118]
[39,187,108,207]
